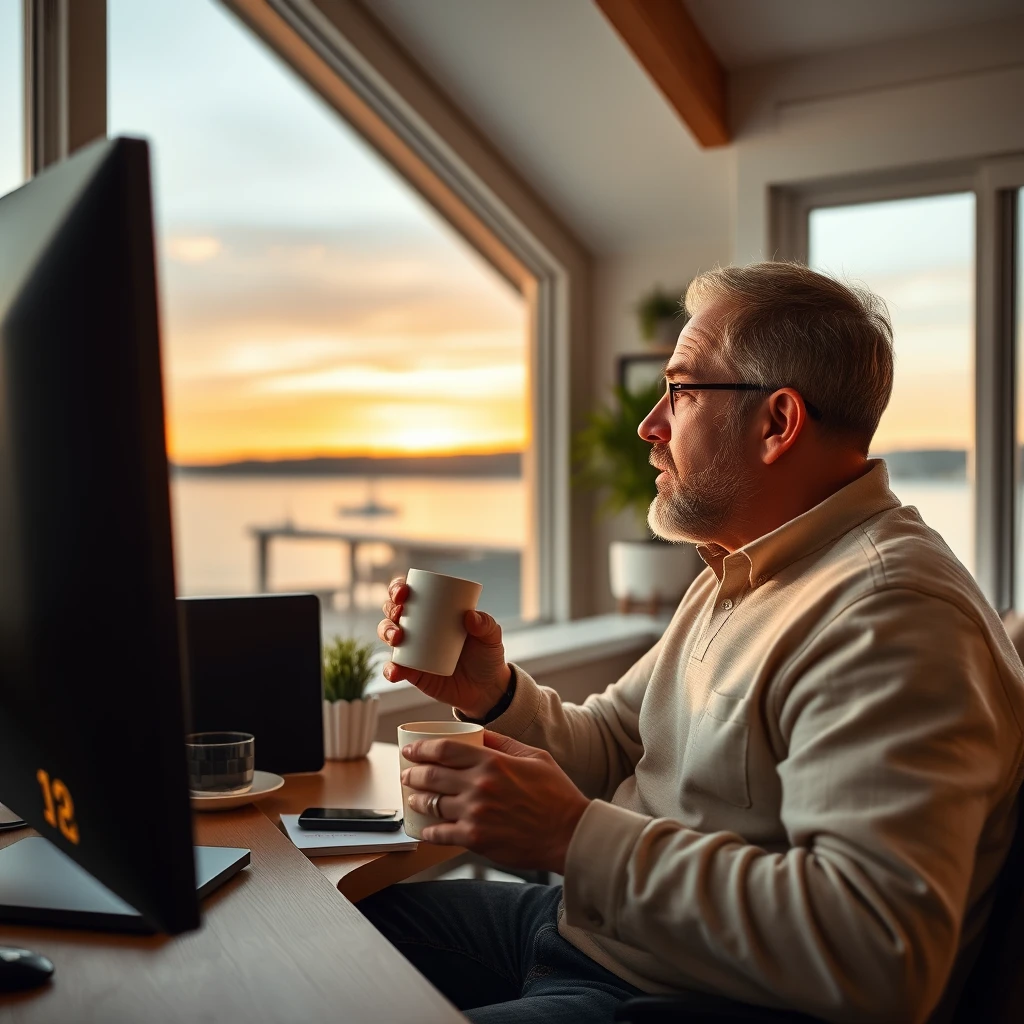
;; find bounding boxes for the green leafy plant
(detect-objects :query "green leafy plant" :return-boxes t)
[573,380,663,534]
[636,285,687,342]
[323,636,377,702]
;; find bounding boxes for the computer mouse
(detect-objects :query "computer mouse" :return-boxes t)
[0,947,54,992]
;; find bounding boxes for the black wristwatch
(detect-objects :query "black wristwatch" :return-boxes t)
[464,665,517,725]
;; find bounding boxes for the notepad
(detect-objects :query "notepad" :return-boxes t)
[280,815,420,857]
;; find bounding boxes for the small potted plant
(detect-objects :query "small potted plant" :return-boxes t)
[574,380,701,611]
[322,636,381,760]
[635,285,688,347]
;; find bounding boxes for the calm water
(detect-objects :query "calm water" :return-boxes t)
[888,479,973,574]
[169,473,527,597]
[169,474,976,600]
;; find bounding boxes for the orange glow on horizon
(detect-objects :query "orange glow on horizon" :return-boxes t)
[170,442,526,466]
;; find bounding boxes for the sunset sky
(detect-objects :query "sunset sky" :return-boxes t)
[107,0,526,463]
[0,3,998,465]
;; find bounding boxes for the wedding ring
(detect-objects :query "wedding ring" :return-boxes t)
[427,793,443,818]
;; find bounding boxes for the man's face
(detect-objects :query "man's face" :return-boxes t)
[638,300,755,546]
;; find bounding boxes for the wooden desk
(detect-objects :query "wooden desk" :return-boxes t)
[0,808,463,1022]
[256,743,465,903]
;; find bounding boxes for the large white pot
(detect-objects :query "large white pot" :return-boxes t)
[323,695,380,760]
[609,540,700,611]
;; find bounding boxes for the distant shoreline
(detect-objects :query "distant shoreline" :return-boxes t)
[170,448,975,481]
[171,452,523,478]
[872,449,966,480]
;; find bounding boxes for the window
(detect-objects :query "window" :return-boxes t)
[0,0,22,196]
[108,0,531,637]
[809,194,976,573]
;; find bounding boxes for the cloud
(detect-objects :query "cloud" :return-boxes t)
[254,362,526,399]
[151,224,529,459]
[165,390,527,461]
[167,234,223,263]
[158,223,522,340]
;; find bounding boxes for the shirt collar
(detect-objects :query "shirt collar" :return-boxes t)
[696,460,900,586]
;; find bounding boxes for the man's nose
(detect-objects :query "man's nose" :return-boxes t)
[638,395,671,443]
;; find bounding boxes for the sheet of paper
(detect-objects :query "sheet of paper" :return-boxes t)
[280,814,419,856]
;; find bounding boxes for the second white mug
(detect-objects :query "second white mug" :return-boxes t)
[397,720,484,840]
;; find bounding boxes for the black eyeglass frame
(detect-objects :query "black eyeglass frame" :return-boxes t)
[666,381,823,421]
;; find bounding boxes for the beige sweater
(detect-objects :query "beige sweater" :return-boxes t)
[486,462,1024,1023]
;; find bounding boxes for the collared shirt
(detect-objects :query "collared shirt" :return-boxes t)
[489,461,1024,1022]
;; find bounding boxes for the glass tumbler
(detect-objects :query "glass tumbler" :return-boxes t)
[185,731,255,795]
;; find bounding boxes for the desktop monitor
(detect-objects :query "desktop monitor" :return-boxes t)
[0,136,243,935]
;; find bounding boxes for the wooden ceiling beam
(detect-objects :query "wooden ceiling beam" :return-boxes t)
[595,0,729,147]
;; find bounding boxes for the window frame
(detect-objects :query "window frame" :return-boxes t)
[224,0,576,625]
[773,156,1024,611]
[26,0,590,624]
[23,0,106,174]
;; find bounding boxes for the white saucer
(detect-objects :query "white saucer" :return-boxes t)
[191,770,285,812]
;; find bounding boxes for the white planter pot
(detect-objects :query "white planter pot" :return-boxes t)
[609,540,700,611]
[323,695,380,760]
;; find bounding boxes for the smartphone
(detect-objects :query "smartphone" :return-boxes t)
[298,807,403,831]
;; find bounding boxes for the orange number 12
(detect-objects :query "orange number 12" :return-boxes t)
[36,769,80,845]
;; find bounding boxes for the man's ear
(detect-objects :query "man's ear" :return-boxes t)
[761,389,808,465]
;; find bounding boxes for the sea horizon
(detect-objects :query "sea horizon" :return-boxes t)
[170,447,975,481]
[171,450,523,478]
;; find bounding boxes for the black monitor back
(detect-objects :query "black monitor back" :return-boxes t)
[179,594,324,775]
[0,137,199,934]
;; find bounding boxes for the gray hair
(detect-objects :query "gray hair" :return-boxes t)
[684,262,894,452]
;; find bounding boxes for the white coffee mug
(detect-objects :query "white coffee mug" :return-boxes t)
[397,720,484,840]
[391,568,483,677]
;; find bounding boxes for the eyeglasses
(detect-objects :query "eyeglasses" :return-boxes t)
[666,381,823,420]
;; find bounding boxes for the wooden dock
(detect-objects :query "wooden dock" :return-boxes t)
[248,522,520,608]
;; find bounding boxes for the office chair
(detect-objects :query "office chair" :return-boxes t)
[615,798,1024,1023]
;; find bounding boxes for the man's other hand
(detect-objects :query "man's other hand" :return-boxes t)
[400,731,592,874]
[378,576,511,719]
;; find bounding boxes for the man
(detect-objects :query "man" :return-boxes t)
[363,262,1024,1023]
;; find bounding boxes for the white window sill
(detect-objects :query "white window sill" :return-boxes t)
[366,613,669,716]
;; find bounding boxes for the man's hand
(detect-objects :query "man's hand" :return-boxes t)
[400,731,592,874]
[378,576,511,719]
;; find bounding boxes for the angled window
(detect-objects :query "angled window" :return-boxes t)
[809,194,977,574]
[0,0,22,196]
[108,0,532,637]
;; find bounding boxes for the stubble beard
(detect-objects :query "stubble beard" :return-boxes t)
[647,433,750,545]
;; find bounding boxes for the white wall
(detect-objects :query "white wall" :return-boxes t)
[731,14,1024,260]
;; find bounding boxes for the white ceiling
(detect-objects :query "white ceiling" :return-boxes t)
[686,0,1024,69]
[364,0,1023,257]
[366,0,732,257]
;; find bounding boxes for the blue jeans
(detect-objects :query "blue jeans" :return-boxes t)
[359,880,644,1023]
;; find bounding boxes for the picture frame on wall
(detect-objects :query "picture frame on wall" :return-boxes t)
[618,352,670,395]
